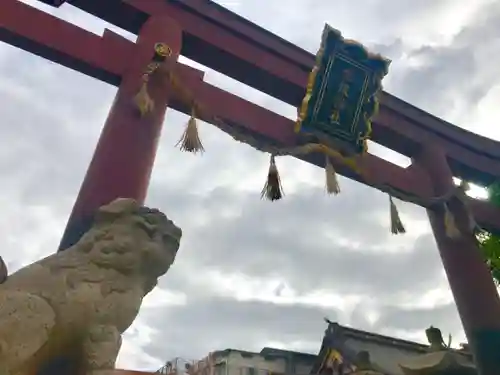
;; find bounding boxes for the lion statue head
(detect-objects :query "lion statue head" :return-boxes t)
[76,198,182,293]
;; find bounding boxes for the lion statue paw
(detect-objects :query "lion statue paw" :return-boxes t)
[0,198,182,375]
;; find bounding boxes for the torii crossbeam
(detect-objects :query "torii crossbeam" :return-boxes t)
[1,0,500,373]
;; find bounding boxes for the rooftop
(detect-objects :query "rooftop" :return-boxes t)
[199,322,474,375]
[314,322,473,375]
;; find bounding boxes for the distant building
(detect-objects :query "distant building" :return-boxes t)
[156,322,475,375]
[156,347,315,375]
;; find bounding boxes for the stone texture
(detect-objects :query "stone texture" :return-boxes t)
[0,198,182,375]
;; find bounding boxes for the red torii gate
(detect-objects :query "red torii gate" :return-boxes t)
[1,0,500,373]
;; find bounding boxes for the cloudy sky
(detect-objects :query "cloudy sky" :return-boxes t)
[2,0,500,371]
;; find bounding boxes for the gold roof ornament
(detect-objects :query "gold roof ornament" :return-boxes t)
[399,326,476,375]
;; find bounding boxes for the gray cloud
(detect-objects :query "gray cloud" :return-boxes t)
[142,297,335,361]
[374,303,461,334]
[146,185,442,298]
[381,1,500,125]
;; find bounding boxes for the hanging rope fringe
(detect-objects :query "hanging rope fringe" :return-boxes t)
[389,194,405,234]
[261,154,284,201]
[154,55,492,240]
[134,78,155,117]
[325,155,340,195]
[133,43,172,117]
[176,108,205,153]
[134,62,161,117]
[443,203,461,239]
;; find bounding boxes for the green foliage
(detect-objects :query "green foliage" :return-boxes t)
[477,231,500,285]
[478,182,500,285]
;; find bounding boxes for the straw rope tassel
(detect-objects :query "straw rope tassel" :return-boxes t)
[325,155,340,195]
[134,61,161,117]
[443,203,461,239]
[389,194,406,234]
[261,154,284,201]
[177,108,205,153]
[133,79,155,117]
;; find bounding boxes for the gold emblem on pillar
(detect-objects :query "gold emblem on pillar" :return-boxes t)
[134,42,173,117]
[154,42,172,58]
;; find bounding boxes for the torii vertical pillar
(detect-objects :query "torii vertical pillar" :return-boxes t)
[416,145,500,375]
[58,15,182,251]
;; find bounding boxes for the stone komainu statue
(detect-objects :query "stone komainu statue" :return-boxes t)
[0,198,182,375]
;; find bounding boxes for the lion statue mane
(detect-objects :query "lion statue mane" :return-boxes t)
[0,198,182,375]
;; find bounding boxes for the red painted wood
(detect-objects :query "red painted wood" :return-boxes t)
[66,14,182,220]
[169,0,315,68]
[0,0,131,80]
[5,2,500,372]
[176,0,500,162]
[374,109,500,178]
[2,0,500,231]
[164,0,500,158]
[418,146,500,373]
[195,82,434,197]
[118,0,500,181]
[4,0,500,186]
